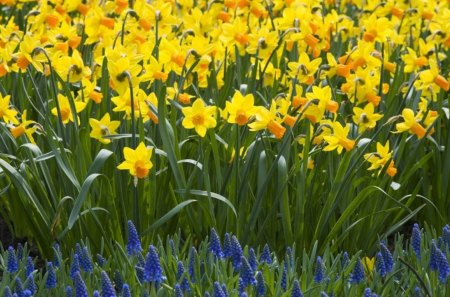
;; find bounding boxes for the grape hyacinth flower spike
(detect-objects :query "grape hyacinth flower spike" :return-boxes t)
[314,256,325,283]
[101,271,116,297]
[240,256,257,287]
[209,228,224,259]
[231,235,243,270]
[74,273,89,297]
[260,244,272,264]
[291,280,303,297]
[7,246,18,274]
[411,223,421,259]
[255,271,266,296]
[127,220,142,256]
[349,258,365,284]
[380,243,394,273]
[45,262,57,289]
[144,245,166,284]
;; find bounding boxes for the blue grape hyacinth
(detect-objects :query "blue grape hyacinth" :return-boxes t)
[443,225,450,250]
[126,220,142,256]
[25,257,34,278]
[101,271,116,297]
[7,246,18,274]
[188,247,197,283]
[177,261,190,292]
[223,233,232,258]
[260,244,272,264]
[436,248,450,283]
[80,247,93,273]
[430,240,439,271]
[411,223,421,259]
[255,271,265,296]
[45,262,57,289]
[240,256,257,287]
[314,256,325,283]
[174,284,183,297]
[248,248,257,272]
[231,235,243,270]
[144,245,166,284]
[349,258,365,284]
[70,254,81,280]
[280,262,288,291]
[291,280,303,297]
[122,284,131,297]
[380,243,394,273]
[65,286,73,297]
[375,252,386,277]
[209,228,224,259]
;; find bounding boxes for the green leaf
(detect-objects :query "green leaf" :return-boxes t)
[174,189,237,217]
[142,199,197,234]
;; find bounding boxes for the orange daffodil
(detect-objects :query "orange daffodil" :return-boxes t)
[117,142,153,179]
[182,99,217,137]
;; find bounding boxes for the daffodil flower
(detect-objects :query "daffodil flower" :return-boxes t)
[89,113,120,144]
[182,98,217,137]
[117,142,153,179]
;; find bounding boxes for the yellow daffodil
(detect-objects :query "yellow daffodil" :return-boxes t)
[416,59,449,94]
[248,100,286,139]
[112,88,150,120]
[51,94,87,124]
[0,94,19,125]
[10,110,37,143]
[108,57,142,95]
[323,121,355,154]
[352,103,383,133]
[395,108,427,139]
[364,141,397,177]
[182,99,217,137]
[402,48,428,73]
[117,142,153,179]
[89,113,120,144]
[225,91,258,126]
[288,53,322,84]
[54,50,91,83]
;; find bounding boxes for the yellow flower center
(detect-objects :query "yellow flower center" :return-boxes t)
[134,160,149,179]
[192,114,205,126]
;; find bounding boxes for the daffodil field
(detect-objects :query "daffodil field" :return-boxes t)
[0,0,449,295]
